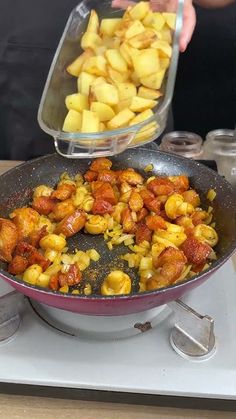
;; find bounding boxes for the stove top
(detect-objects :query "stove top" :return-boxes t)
[0,258,236,405]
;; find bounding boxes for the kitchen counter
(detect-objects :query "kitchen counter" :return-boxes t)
[0,160,235,419]
[0,394,236,419]
[0,160,23,175]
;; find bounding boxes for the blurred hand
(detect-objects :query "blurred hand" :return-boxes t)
[179,0,196,52]
[111,0,196,52]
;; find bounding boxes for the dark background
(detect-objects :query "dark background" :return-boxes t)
[0,0,235,160]
[172,3,236,137]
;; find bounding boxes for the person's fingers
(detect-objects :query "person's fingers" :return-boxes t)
[149,0,165,12]
[111,0,196,53]
[179,1,196,52]
[113,0,176,12]
[111,0,135,9]
[150,0,177,12]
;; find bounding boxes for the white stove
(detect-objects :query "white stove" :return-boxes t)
[0,259,236,408]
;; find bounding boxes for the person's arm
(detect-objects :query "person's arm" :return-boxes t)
[194,0,235,7]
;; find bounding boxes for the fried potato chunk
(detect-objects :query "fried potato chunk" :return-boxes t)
[10,207,39,240]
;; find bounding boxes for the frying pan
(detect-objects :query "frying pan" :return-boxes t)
[0,148,236,316]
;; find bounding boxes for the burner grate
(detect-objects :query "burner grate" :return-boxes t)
[29,296,216,361]
[0,288,216,360]
[29,299,172,341]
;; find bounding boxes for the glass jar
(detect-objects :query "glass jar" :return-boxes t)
[38,0,184,158]
[203,129,236,186]
[159,131,203,159]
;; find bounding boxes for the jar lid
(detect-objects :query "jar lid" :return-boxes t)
[206,129,234,142]
[160,131,203,158]
[205,129,236,156]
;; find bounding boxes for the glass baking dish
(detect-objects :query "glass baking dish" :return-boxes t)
[38,0,184,158]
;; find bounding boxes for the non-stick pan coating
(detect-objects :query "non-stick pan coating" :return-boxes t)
[0,148,235,315]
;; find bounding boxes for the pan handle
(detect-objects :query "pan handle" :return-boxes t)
[168,299,216,360]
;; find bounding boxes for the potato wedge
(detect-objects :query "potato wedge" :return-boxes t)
[81,32,102,51]
[129,109,154,126]
[142,11,153,27]
[152,13,166,31]
[150,29,163,41]
[162,13,176,30]
[100,18,122,37]
[160,25,172,43]
[67,49,94,77]
[99,122,106,131]
[128,30,157,49]
[132,49,160,78]
[113,37,122,49]
[105,49,128,73]
[93,82,119,105]
[130,96,157,112]
[77,72,97,95]
[130,71,141,87]
[138,86,162,100]
[119,42,133,67]
[160,58,170,70]
[102,35,118,49]
[94,45,107,56]
[116,82,137,101]
[122,6,132,21]
[113,98,132,114]
[92,76,107,86]
[107,109,135,130]
[90,77,107,99]
[63,110,82,132]
[65,93,89,112]
[115,18,133,39]
[107,66,130,84]
[143,12,165,31]
[90,102,115,122]
[86,9,99,33]
[120,42,139,66]
[151,40,172,58]
[81,110,100,133]
[129,1,150,21]
[140,69,166,89]
[125,20,145,39]
[82,56,107,77]
[132,122,158,144]
[91,77,107,89]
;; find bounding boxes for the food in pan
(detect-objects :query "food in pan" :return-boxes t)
[63,2,176,142]
[0,158,218,296]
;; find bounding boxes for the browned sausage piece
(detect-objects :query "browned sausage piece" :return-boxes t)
[55,209,87,237]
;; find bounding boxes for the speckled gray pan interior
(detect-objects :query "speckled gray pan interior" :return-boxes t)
[0,148,235,315]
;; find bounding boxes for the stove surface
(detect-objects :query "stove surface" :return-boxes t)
[0,259,235,401]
